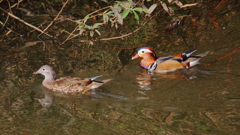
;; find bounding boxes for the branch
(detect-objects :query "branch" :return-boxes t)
[86,6,112,17]
[0,7,54,38]
[60,22,144,45]
[40,0,70,35]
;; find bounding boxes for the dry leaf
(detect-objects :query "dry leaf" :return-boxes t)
[170,0,197,8]
[147,4,158,14]
[166,16,188,30]
[21,41,43,49]
[160,1,174,16]
[113,6,123,25]
[164,112,176,125]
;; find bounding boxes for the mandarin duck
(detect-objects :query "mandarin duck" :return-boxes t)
[132,47,209,73]
[34,65,112,93]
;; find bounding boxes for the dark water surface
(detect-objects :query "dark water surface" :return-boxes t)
[1,5,240,135]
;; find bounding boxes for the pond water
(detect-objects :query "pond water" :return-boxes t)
[1,2,240,135]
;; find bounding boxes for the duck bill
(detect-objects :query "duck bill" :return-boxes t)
[33,70,40,74]
[132,54,140,59]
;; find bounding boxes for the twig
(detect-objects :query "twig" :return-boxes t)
[0,7,54,38]
[213,0,228,12]
[60,26,79,46]
[60,22,145,45]
[201,47,240,70]
[59,7,112,45]
[226,56,235,87]
[40,0,70,36]
[10,0,23,9]
[0,21,23,36]
[61,9,162,45]
[1,0,11,29]
[86,6,111,17]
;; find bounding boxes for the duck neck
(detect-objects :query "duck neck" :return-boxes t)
[140,53,157,69]
[43,73,55,83]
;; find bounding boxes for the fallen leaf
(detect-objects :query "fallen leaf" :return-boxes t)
[160,1,174,16]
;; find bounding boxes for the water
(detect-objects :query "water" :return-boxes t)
[2,44,240,134]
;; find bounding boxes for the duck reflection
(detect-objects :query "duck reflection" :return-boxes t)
[135,70,153,90]
[135,69,199,90]
[37,90,54,108]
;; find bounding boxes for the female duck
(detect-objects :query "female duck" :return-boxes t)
[34,65,112,93]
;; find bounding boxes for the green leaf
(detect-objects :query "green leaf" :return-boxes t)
[103,10,108,14]
[95,29,101,36]
[78,24,83,30]
[121,2,132,9]
[106,11,113,15]
[115,1,122,4]
[93,23,101,28]
[133,7,144,13]
[84,25,92,29]
[75,20,81,24]
[133,11,139,21]
[83,15,89,23]
[121,9,130,19]
[41,3,45,7]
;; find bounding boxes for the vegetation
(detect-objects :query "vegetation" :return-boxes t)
[0,0,200,45]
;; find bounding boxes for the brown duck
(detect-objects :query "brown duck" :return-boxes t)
[34,65,112,93]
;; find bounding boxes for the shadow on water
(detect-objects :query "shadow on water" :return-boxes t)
[1,1,240,135]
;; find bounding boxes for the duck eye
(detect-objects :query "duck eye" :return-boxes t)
[142,51,145,53]
[42,68,45,71]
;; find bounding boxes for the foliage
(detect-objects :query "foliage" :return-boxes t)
[0,0,200,44]
[74,1,157,37]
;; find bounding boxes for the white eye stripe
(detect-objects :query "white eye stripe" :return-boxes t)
[138,49,153,54]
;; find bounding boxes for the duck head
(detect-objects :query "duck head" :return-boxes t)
[34,65,56,81]
[132,47,157,60]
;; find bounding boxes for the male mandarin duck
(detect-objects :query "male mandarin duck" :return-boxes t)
[132,47,209,73]
[34,65,112,93]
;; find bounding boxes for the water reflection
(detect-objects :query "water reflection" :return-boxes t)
[135,70,153,90]
[37,90,54,108]
[134,68,210,91]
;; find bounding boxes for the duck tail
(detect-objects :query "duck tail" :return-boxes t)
[88,79,113,89]
[194,51,210,58]
[173,49,197,61]
[186,51,210,67]
[89,75,103,80]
